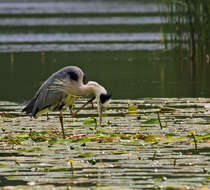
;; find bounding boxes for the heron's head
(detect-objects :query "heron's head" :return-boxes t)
[86,81,111,105]
[86,81,111,127]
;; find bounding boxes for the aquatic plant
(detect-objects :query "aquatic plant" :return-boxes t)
[160,0,210,79]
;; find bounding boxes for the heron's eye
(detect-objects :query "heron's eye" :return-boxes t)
[67,71,78,81]
[100,93,112,104]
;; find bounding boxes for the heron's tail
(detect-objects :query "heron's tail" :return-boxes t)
[22,98,36,116]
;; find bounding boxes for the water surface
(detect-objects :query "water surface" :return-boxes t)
[0,0,210,102]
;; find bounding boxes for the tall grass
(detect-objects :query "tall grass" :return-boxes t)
[160,0,210,79]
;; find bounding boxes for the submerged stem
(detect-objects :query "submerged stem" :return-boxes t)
[152,150,157,161]
[157,112,163,130]
[191,132,198,153]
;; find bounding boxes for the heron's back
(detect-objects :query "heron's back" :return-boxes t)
[23,66,85,117]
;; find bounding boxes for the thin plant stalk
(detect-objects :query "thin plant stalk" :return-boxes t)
[157,112,163,130]
[191,132,198,153]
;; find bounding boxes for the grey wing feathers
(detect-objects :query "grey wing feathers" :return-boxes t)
[22,97,37,115]
[22,66,85,117]
[23,80,65,117]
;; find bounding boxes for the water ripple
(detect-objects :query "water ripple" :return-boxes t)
[0,0,164,14]
[0,33,162,43]
[0,17,165,26]
[0,43,164,52]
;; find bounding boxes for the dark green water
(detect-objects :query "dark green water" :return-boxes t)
[0,0,210,102]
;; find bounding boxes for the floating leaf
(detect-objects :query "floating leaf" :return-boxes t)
[17,147,42,152]
[128,104,138,114]
[165,133,179,137]
[142,118,159,124]
[78,152,92,158]
[136,133,156,142]
[70,135,91,143]
[119,134,132,140]
[128,105,137,111]
[0,112,23,118]
[29,131,48,142]
[3,134,29,144]
[158,106,176,112]
[83,118,97,125]
[196,133,210,141]
[48,137,58,145]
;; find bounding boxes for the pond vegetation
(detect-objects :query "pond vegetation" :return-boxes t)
[0,98,210,189]
[0,0,210,189]
[161,0,210,80]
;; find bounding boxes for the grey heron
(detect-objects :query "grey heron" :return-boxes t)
[22,66,111,138]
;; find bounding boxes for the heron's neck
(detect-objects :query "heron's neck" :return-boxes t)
[79,84,94,96]
[79,81,106,97]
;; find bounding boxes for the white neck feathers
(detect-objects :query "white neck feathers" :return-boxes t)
[80,81,107,97]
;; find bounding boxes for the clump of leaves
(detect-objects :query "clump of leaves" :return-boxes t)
[1,133,29,145]
[8,136,22,145]
[29,131,48,142]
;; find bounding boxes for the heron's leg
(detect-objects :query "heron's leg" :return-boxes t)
[98,103,103,128]
[46,113,49,120]
[59,111,65,139]
[69,106,74,116]
[69,97,95,117]
[91,101,94,108]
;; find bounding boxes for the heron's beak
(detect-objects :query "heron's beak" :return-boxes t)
[97,101,103,127]
[96,93,111,127]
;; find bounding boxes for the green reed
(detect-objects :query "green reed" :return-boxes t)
[159,0,210,79]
